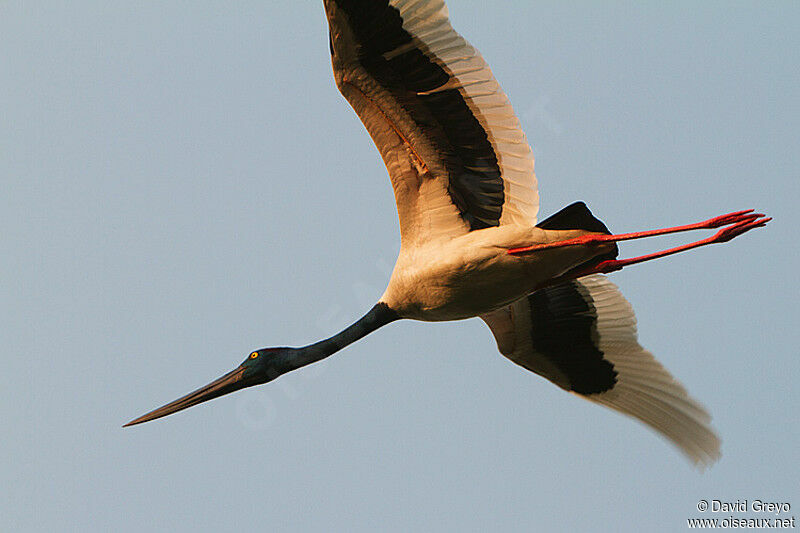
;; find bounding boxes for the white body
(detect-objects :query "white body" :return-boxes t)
[383,225,605,321]
[324,0,721,467]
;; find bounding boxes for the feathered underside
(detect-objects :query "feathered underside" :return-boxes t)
[324,0,539,245]
[327,0,720,467]
[482,274,721,467]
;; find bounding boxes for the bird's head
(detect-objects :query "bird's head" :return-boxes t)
[240,347,295,382]
[123,347,296,427]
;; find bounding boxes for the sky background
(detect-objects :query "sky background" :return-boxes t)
[2,1,798,531]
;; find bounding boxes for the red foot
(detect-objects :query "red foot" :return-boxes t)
[508,208,768,256]
[571,214,771,277]
[710,215,770,243]
[701,209,758,229]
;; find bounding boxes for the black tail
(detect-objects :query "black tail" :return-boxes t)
[536,201,612,234]
[537,201,618,268]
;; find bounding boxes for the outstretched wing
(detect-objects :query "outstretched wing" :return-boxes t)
[324,0,538,245]
[481,275,721,467]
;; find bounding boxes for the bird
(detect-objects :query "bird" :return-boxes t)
[125,0,769,467]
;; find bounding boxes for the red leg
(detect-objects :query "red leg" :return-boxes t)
[570,215,771,276]
[508,209,765,255]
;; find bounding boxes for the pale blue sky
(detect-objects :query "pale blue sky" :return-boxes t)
[2,2,798,531]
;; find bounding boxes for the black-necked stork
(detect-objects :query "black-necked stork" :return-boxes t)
[125,0,769,467]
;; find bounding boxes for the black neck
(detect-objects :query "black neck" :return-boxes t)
[292,302,400,369]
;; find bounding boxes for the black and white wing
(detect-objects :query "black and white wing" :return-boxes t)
[324,0,538,245]
[481,275,721,467]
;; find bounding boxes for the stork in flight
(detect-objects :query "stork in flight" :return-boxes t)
[125,0,769,466]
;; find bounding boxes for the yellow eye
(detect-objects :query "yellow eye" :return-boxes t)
[249,352,259,359]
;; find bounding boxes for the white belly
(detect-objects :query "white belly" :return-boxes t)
[380,225,609,321]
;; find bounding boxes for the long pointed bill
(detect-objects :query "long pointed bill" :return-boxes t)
[123,366,250,427]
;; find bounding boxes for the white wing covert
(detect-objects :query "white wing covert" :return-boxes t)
[481,275,721,467]
[325,0,538,245]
